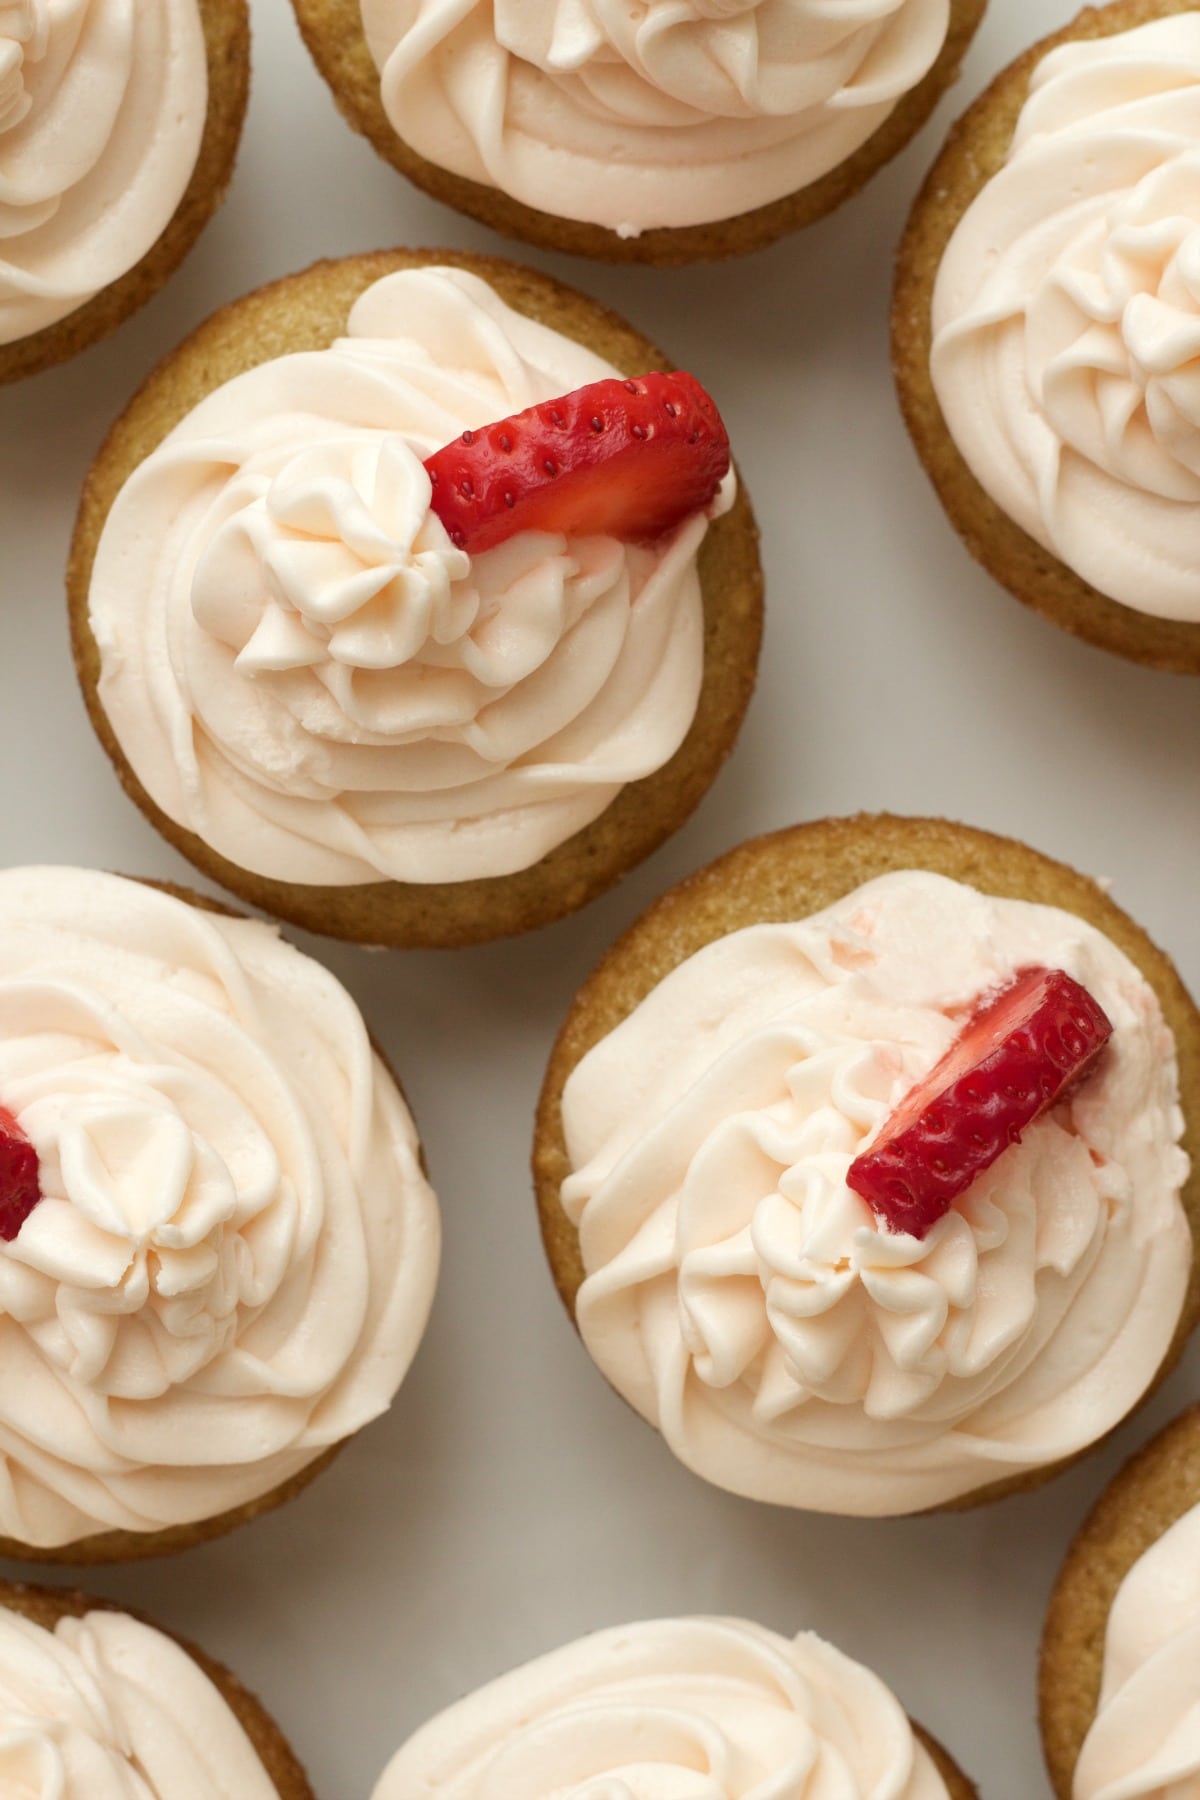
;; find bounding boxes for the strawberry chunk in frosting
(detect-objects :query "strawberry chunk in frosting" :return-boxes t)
[559,871,1190,1515]
[89,267,734,887]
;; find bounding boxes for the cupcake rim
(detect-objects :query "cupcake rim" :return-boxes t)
[289,0,988,265]
[67,246,763,948]
[533,811,1200,1514]
[892,0,1200,675]
[1039,1400,1200,1800]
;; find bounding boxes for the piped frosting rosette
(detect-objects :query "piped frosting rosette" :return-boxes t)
[90,267,731,887]
[558,871,1191,1513]
[0,1602,284,1798]
[360,0,951,233]
[372,1616,953,1799]
[0,0,207,346]
[1075,1502,1200,1800]
[0,867,439,1549]
[931,16,1200,625]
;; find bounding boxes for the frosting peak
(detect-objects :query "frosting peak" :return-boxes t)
[193,435,472,677]
[931,16,1200,623]
[361,0,951,232]
[559,871,1191,1513]
[91,267,728,887]
[0,0,208,346]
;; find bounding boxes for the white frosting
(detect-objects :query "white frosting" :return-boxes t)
[90,266,729,888]
[0,0,207,347]
[372,1616,951,1798]
[931,17,1200,625]
[0,867,440,1548]
[360,0,951,234]
[1075,1502,1200,1800]
[0,1603,282,1798]
[559,871,1191,1515]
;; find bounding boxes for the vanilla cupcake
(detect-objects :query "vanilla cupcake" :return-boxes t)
[70,249,762,947]
[0,867,439,1561]
[0,1578,314,1796]
[0,0,249,385]
[894,0,1200,673]
[534,814,1200,1515]
[290,0,987,265]
[372,1615,978,1798]
[1041,1404,1200,1800]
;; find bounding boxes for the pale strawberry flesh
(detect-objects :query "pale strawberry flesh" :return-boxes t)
[0,1105,41,1243]
[846,967,1114,1239]
[424,372,730,556]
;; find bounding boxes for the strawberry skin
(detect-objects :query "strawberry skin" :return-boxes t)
[0,1104,41,1243]
[424,372,730,555]
[846,967,1114,1239]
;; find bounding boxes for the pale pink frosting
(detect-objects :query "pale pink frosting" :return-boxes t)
[361,0,951,233]
[0,867,440,1547]
[0,1603,283,1798]
[372,1617,952,1798]
[932,16,1200,624]
[0,0,207,346]
[1075,1502,1200,1800]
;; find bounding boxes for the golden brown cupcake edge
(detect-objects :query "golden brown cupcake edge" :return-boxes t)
[67,247,763,948]
[1039,1404,1200,1800]
[0,1577,316,1796]
[0,0,251,387]
[532,813,1200,1512]
[288,0,987,265]
[0,1445,343,1567]
[916,1722,981,1800]
[892,0,1200,675]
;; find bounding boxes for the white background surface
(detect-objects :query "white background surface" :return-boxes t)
[1,2,1198,1794]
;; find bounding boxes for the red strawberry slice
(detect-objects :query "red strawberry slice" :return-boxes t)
[846,967,1113,1239]
[0,1105,41,1243]
[424,371,730,555]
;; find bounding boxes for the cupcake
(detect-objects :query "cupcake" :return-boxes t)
[69,249,762,948]
[0,1577,313,1796]
[894,2,1200,674]
[0,866,439,1561]
[290,0,988,265]
[0,0,249,385]
[534,813,1199,1515]
[1041,1403,1200,1800]
[371,1615,978,1798]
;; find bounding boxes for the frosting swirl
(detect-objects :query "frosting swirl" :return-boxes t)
[559,872,1191,1514]
[0,0,207,347]
[931,17,1200,624]
[360,0,950,233]
[0,1603,282,1798]
[1075,1503,1200,1800]
[90,267,728,887]
[0,867,439,1547]
[372,1616,951,1798]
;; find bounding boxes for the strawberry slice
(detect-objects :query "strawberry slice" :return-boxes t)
[846,967,1113,1239]
[424,371,730,555]
[0,1105,40,1243]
